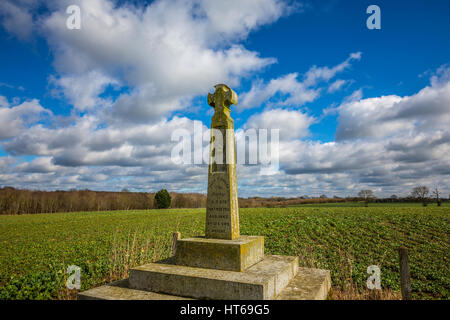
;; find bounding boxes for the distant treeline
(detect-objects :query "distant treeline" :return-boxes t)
[0,187,444,215]
[241,195,448,208]
[238,196,350,208]
[0,187,206,215]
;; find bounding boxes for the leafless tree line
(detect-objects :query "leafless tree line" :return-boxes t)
[0,184,446,215]
[358,186,447,207]
[0,187,206,215]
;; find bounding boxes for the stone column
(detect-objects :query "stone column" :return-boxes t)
[205,84,240,240]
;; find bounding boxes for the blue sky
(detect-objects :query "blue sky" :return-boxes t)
[0,0,449,198]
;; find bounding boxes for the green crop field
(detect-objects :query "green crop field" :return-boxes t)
[0,206,449,300]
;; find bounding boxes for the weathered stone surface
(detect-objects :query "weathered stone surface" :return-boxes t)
[129,255,298,300]
[276,267,331,300]
[77,279,192,300]
[175,235,264,271]
[206,84,239,240]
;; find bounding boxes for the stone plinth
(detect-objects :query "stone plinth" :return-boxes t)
[175,235,264,272]
[79,258,331,300]
[128,255,298,300]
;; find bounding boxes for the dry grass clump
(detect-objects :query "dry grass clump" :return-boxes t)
[109,229,173,281]
[329,286,401,300]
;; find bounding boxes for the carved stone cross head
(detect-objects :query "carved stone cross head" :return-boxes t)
[207,84,238,112]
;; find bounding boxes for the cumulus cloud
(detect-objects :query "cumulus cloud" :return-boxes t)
[35,0,284,123]
[0,0,298,192]
[244,109,315,141]
[303,52,361,87]
[0,1,34,41]
[336,71,450,140]
[430,63,450,87]
[0,100,51,140]
[49,71,119,111]
[16,157,60,173]
[274,66,450,196]
[199,0,296,40]
[0,157,15,171]
[238,74,319,111]
[4,114,205,169]
[327,79,349,93]
[4,114,95,156]
[277,131,449,197]
[0,95,9,107]
[239,52,361,110]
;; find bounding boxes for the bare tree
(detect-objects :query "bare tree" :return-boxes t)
[411,186,429,206]
[432,187,441,207]
[358,190,374,207]
[390,194,398,202]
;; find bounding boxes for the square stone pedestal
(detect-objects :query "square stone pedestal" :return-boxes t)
[175,235,264,272]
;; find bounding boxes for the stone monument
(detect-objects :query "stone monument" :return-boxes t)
[78,84,331,300]
[205,84,240,240]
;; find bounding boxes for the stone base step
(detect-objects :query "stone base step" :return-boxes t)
[78,279,193,300]
[276,267,331,300]
[78,267,330,300]
[129,255,298,300]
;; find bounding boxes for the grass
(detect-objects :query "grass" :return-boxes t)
[0,206,449,300]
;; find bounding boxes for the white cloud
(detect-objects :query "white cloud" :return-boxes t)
[327,79,349,93]
[0,0,299,192]
[0,95,9,107]
[430,64,450,87]
[302,51,361,87]
[239,73,319,111]
[0,1,34,41]
[50,71,118,111]
[0,156,15,171]
[199,0,296,41]
[239,52,361,111]
[16,157,60,173]
[336,74,450,140]
[38,0,283,123]
[231,65,449,197]
[4,114,204,169]
[274,66,450,196]
[3,114,96,156]
[0,100,51,140]
[244,108,315,141]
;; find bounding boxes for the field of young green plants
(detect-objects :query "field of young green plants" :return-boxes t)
[0,205,448,300]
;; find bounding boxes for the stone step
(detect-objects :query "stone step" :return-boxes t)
[78,266,330,300]
[276,267,331,300]
[129,255,298,300]
[77,279,193,300]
